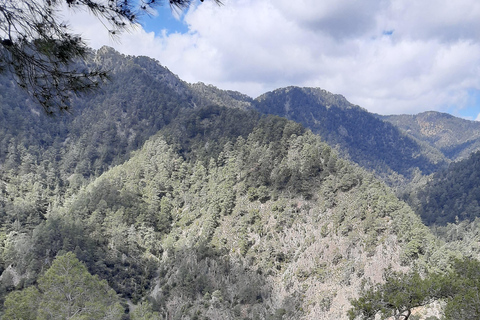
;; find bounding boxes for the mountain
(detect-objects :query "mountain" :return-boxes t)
[0,46,471,319]
[0,47,256,193]
[252,87,447,184]
[189,82,254,110]
[404,150,480,225]
[3,48,478,192]
[381,111,480,162]
[1,106,438,319]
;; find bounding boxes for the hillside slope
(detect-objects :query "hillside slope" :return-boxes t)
[1,102,441,319]
[381,111,480,161]
[404,150,480,225]
[0,47,463,319]
[253,87,447,184]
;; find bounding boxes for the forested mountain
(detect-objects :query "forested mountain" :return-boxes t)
[0,47,252,198]
[0,46,478,319]
[404,151,480,226]
[382,112,480,228]
[252,87,448,185]
[0,47,189,182]
[381,111,480,161]
[0,105,439,319]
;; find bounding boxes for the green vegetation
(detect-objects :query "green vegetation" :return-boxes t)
[0,95,434,318]
[382,111,480,162]
[348,269,446,320]
[254,87,447,183]
[349,257,480,320]
[0,0,221,113]
[3,252,124,320]
[1,47,480,319]
[405,151,480,225]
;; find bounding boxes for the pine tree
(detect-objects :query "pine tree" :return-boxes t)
[0,0,221,113]
[3,252,124,319]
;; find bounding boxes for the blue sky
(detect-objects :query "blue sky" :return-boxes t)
[141,5,189,35]
[456,108,480,121]
[66,0,480,121]
[449,90,480,120]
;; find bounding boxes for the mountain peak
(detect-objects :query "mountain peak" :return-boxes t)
[382,111,480,161]
[256,86,364,113]
[189,82,254,110]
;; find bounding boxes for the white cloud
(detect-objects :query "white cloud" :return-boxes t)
[63,0,480,116]
[385,0,480,42]
[275,0,382,38]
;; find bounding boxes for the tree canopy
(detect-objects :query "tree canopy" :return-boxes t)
[3,252,124,319]
[348,269,447,320]
[348,258,480,320]
[0,0,221,114]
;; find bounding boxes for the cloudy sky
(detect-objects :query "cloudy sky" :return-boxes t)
[65,0,480,120]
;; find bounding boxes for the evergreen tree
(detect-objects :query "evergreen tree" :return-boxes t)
[3,252,124,319]
[130,301,161,320]
[443,258,480,320]
[348,269,447,320]
[0,0,221,113]
[349,258,480,320]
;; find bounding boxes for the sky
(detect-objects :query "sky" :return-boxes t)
[64,0,480,120]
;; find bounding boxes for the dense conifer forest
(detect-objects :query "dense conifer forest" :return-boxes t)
[1,47,480,319]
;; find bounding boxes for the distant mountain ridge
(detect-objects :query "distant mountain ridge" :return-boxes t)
[251,86,448,184]
[247,86,480,185]
[3,46,480,187]
[380,111,480,161]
